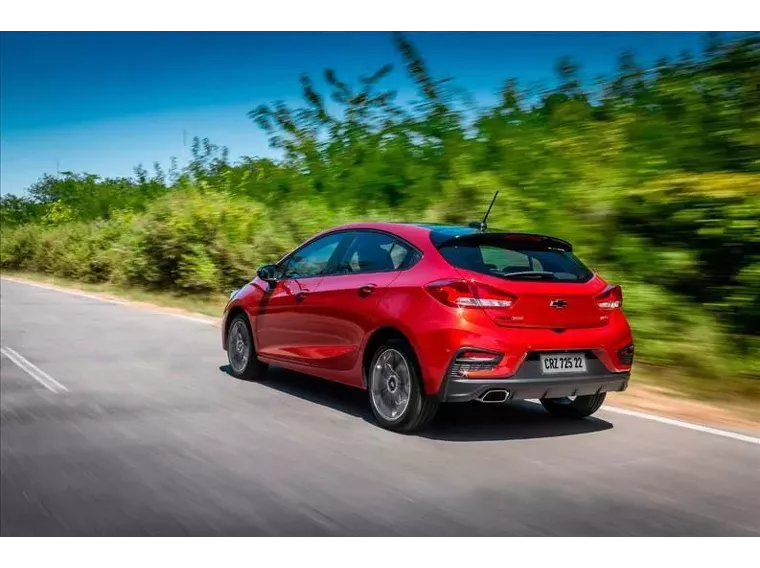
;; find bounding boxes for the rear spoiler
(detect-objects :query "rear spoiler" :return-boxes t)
[432,231,573,252]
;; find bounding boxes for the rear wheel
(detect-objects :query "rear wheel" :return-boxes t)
[540,393,606,419]
[226,314,268,380]
[367,339,439,433]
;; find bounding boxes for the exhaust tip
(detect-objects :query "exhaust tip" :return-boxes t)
[479,389,509,403]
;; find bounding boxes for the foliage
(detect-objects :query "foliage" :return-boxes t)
[2,32,759,397]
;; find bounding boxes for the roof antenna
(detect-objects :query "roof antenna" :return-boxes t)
[468,191,499,232]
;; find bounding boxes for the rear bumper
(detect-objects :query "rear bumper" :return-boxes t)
[440,372,630,403]
[438,349,630,402]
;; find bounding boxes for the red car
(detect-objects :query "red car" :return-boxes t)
[222,217,633,433]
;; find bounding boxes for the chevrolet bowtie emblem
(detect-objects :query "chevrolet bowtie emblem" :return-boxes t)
[550,299,568,309]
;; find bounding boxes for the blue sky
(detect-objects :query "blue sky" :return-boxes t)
[1,32,714,196]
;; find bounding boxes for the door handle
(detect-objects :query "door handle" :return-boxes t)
[295,290,309,302]
[358,284,376,297]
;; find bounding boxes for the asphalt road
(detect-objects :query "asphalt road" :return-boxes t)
[1,278,759,536]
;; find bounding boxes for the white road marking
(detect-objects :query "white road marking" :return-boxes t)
[0,276,217,325]
[165,313,219,325]
[2,276,759,444]
[0,346,69,393]
[2,277,129,306]
[601,406,760,446]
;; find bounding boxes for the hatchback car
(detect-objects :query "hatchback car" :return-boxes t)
[222,221,634,432]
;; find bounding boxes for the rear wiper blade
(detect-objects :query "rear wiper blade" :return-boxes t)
[500,271,557,280]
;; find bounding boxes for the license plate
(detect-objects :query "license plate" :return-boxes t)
[540,353,587,374]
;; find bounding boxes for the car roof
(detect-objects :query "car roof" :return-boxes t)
[326,221,477,236]
[318,222,434,249]
[322,222,572,251]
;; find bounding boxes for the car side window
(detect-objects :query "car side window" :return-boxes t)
[280,233,346,279]
[338,231,411,275]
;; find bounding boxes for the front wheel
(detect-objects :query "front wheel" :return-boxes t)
[540,393,606,419]
[367,339,439,433]
[226,314,268,380]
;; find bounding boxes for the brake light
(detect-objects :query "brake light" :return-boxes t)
[425,279,516,308]
[596,285,623,310]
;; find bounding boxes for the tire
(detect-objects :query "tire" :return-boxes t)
[367,338,439,433]
[540,392,606,419]
[226,313,268,380]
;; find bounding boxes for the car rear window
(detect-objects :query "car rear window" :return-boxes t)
[438,242,593,282]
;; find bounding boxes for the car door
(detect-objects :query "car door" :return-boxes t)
[302,230,418,378]
[254,231,351,361]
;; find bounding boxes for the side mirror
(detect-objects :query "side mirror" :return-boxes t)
[257,264,279,285]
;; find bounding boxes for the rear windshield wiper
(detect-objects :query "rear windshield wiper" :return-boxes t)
[499,271,559,280]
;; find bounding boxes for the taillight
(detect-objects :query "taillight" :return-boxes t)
[425,279,516,308]
[596,285,623,310]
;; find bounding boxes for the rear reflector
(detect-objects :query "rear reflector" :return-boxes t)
[457,351,500,362]
[425,279,517,309]
[449,349,503,377]
[617,344,634,365]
